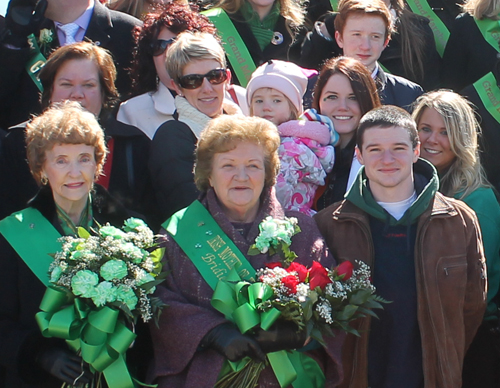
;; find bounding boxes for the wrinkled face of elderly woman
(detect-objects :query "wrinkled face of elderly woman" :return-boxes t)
[41,143,97,213]
[51,59,103,116]
[209,141,266,223]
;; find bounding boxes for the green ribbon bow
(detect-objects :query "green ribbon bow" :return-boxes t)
[36,286,137,388]
[211,269,325,388]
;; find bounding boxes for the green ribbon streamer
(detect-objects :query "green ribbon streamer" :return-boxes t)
[475,17,500,55]
[163,200,257,289]
[473,72,500,124]
[0,207,61,287]
[211,268,281,333]
[211,269,324,388]
[405,0,450,57]
[36,286,137,388]
[25,33,46,92]
[201,8,257,87]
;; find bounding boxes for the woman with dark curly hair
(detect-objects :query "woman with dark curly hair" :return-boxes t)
[117,2,216,139]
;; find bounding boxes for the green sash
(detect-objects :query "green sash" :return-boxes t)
[474,17,500,54]
[163,201,325,388]
[202,8,257,87]
[163,200,256,287]
[26,34,46,92]
[406,0,450,57]
[473,72,500,124]
[329,0,338,11]
[0,207,61,286]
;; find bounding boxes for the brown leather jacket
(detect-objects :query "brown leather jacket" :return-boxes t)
[315,192,487,388]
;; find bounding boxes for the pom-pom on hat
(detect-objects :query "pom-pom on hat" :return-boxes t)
[246,60,308,115]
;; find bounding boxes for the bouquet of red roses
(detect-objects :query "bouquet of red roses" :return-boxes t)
[257,259,388,344]
[213,261,387,387]
[212,216,387,388]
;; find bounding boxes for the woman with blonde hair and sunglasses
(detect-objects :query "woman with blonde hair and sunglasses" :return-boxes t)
[149,31,241,223]
[412,90,500,387]
[117,2,216,139]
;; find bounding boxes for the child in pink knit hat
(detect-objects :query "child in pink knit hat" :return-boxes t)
[246,60,339,216]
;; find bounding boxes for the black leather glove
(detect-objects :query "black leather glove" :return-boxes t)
[253,320,307,354]
[3,0,47,45]
[36,347,93,385]
[201,322,266,362]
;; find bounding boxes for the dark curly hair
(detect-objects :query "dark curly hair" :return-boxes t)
[129,2,216,96]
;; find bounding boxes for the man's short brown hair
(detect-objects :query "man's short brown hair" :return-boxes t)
[334,0,395,40]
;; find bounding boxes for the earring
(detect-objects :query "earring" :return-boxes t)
[41,175,48,185]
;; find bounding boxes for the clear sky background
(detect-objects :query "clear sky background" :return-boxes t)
[0,0,8,16]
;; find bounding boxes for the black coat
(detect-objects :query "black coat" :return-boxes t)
[0,0,141,129]
[441,12,499,92]
[0,113,159,230]
[0,185,132,388]
[149,119,200,224]
[299,11,440,91]
[376,66,424,112]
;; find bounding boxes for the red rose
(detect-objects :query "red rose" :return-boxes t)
[336,261,354,281]
[281,275,299,294]
[308,261,332,290]
[266,262,283,269]
[287,262,308,282]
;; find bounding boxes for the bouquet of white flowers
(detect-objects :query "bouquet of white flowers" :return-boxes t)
[36,218,166,388]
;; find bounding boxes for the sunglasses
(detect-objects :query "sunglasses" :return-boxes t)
[178,68,228,89]
[150,37,176,56]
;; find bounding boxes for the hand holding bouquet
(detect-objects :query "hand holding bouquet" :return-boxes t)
[36,218,167,388]
[212,216,388,388]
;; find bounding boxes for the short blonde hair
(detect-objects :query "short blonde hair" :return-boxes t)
[412,90,490,199]
[194,115,281,192]
[26,101,107,186]
[463,0,500,19]
[166,31,226,85]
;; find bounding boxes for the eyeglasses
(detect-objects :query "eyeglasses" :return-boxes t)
[178,68,228,89]
[150,37,176,56]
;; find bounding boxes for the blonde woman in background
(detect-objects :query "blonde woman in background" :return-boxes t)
[413,90,500,387]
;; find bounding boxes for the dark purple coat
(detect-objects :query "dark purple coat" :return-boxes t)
[149,187,344,387]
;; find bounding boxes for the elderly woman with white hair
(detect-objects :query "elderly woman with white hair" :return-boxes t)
[149,31,241,223]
